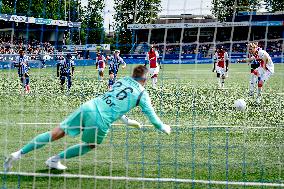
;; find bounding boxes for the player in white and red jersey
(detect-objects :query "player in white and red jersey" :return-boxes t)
[145,46,159,88]
[96,51,106,81]
[212,46,229,89]
[237,43,261,96]
[244,43,274,103]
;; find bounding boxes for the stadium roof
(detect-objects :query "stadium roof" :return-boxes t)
[227,12,284,22]
[128,12,283,30]
[0,14,81,28]
[159,14,214,19]
[156,14,216,24]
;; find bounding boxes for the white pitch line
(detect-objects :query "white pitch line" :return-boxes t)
[16,123,59,125]
[263,92,284,95]
[15,122,181,127]
[0,172,283,187]
[13,123,283,129]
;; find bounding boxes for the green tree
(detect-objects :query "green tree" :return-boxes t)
[44,0,64,19]
[264,0,284,12]
[113,0,161,53]
[211,0,262,21]
[1,0,81,20]
[45,0,81,21]
[15,0,29,15]
[80,0,104,44]
[0,0,14,14]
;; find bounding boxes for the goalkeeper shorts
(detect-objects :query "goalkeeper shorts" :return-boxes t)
[60,104,108,144]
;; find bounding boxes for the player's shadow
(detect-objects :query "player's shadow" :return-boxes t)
[36,169,64,174]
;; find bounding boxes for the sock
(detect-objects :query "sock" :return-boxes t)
[221,78,224,87]
[58,144,93,159]
[217,78,221,87]
[249,75,256,92]
[12,150,23,159]
[257,87,262,97]
[152,78,155,87]
[154,77,158,85]
[21,132,52,154]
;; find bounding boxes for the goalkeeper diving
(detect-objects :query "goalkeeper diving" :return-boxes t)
[4,65,171,171]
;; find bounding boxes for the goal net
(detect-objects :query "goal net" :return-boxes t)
[0,0,283,188]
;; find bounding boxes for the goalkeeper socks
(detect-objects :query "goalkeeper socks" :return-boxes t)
[21,132,52,154]
[58,144,93,159]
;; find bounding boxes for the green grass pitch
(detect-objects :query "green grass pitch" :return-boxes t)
[0,63,283,189]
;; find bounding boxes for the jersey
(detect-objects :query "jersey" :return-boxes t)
[96,55,106,68]
[19,62,29,76]
[108,55,126,73]
[146,51,159,68]
[15,55,29,76]
[248,51,260,72]
[57,57,74,75]
[257,49,274,73]
[214,51,228,68]
[86,76,163,132]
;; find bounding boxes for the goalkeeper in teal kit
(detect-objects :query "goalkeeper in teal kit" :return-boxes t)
[4,65,171,171]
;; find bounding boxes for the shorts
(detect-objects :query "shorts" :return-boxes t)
[216,66,226,76]
[60,103,107,144]
[108,69,117,75]
[19,73,30,86]
[60,73,71,84]
[98,68,104,72]
[149,67,159,75]
[255,67,273,83]
[250,63,260,73]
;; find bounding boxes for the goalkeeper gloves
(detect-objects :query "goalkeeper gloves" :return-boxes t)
[160,124,171,135]
[126,119,141,129]
[120,115,141,129]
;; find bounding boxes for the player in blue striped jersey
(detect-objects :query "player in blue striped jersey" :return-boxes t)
[108,50,126,81]
[14,50,30,94]
[56,53,75,91]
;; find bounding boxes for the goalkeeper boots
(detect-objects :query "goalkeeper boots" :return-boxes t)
[4,151,22,172]
[45,156,67,170]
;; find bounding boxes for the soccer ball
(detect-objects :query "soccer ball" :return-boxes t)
[234,99,246,111]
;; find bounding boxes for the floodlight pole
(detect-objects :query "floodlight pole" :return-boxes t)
[69,0,71,22]
[65,0,67,20]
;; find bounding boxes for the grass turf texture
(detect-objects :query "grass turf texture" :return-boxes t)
[0,64,283,189]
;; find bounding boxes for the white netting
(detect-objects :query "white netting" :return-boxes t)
[0,0,283,188]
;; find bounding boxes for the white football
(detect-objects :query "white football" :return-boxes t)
[234,99,246,111]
